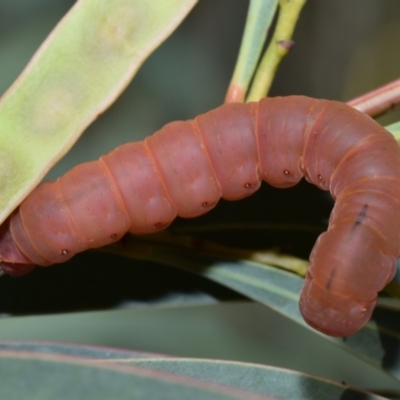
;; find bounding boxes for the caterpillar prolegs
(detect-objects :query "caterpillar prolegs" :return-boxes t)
[1,95,400,337]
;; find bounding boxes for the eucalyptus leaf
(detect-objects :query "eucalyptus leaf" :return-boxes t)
[127,358,387,400]
[108,237,400,383]
[0,342,386,400]
[226,0,278,102]
[0,349,271,400]
[0,341,162,360]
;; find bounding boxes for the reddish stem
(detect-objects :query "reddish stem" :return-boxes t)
[347,78,400,117]
[225,83,246,103]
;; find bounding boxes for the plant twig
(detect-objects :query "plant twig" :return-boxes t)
[101,230,309,276]
[246,0,307,102]
[347,78,400,117]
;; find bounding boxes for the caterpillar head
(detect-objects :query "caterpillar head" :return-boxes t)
[299,272,376,337]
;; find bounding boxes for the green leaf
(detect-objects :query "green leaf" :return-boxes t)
[225,0,278,103]
[106,237,400,383]
[0,348,270,400]
[126,359,386,400]
[0,341,163,360]
[0,342,386,399]
[0,0,197,224]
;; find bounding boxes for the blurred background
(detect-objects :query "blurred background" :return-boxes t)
[1,0,400,394]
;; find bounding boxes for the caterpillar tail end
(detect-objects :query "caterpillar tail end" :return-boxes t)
[0,218,35,277]
[299,272,375,337]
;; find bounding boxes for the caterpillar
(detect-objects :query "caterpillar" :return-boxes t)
[1,95,400,337]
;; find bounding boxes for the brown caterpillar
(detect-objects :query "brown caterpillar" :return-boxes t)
[1,95,400,337]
